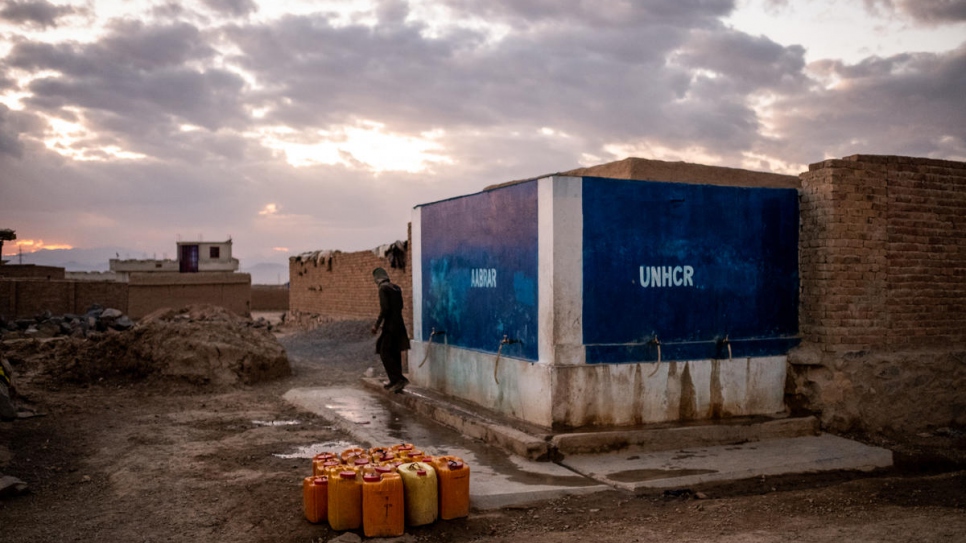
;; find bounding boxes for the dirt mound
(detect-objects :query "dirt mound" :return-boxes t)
[2,305,290,387]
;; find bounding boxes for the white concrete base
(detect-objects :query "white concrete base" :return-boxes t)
[410,340,553,427]
[411,341,787,429]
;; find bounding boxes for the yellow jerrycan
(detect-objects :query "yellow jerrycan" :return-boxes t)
[398,461,438,526]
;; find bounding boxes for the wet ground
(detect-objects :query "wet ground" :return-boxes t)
[1,319,964,542]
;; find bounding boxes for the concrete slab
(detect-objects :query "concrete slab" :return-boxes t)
[557,434,894,491]
[283,386,608,510]
[359,377,553,460]
[283,382,894,509]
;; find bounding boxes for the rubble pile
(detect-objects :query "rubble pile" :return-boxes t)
[0,306,135,340]
[1,304,290,387]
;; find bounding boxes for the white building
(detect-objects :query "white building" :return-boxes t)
[110,239,239,282]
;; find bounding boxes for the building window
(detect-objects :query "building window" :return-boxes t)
[210,246,220,259]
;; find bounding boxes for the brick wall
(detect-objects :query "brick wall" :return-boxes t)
[289,232,412,332]
[0,265,66,280]
[0,279,128,318]
[1,273,252,320]
[126,272,251,319]
[800,155,966,353]
[251,285,289,311]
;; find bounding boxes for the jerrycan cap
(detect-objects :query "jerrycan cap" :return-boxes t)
[339,471,357,480]
[363,473,381,482]
[354,458,370,466]
[448,460,464,470]
[313,476,327,485]
[375,466,392,474]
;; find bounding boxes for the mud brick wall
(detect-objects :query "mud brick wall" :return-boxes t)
[251,285,289,311]
[126,273,251,319]
[800,155,966,353]
[0,265,66,280]
[0,279,128,318]
[289,239,412,332]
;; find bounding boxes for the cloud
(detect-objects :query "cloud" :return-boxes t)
[762,43,966,163]
[865,0,966,24]
[0,104,24,157]
[202,0,258,18]
[439,0,734,29]
[900,0,966,23]
[6,20,250,160]
[675,29,808,93]
[1,0,963,263]
[0,0,77,28]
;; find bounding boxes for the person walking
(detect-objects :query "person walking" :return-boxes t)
[371,267,411,392]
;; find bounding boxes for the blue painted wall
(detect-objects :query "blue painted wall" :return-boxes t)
[419,181,539,361]
[582,178,799,363]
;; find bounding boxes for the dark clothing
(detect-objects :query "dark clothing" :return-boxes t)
[374,280,410,384]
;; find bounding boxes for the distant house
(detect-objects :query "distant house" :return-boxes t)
[110,239,239,281]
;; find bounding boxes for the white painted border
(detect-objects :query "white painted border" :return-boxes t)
[411,206,423,342]
[538,176,584,366]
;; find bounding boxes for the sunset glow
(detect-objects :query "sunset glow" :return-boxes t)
[3,239,74,255]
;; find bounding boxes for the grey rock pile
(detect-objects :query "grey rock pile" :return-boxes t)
[0,305,135,340]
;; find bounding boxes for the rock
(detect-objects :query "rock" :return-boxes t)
[0,475,28,498]
[101,308,123,319]
[328,533,362,543]
[111,316,135,331]
[35,322,59,338]
[0,382,15,421]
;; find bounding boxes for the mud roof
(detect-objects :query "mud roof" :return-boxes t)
[483,157,800,191]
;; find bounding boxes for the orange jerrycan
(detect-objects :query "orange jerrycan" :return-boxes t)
[340,447,365,463]
[327,469,363,531]
[362,472,405,537]
[398,461,438,526]
[433,456,471,519]
[302,476,328,524]
[391,443,415,454]
[317,460,340,477]
[312,453,337,476]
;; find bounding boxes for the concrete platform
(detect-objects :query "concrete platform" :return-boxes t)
[283,386,607,510]
[558,433,894,491]
[283,381,893,509]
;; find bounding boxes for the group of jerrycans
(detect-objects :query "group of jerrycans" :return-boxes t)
[302,443,471,537]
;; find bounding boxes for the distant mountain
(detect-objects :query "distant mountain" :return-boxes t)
[7,247,290,284]
[241,262,289,285]
[8,247,131,272]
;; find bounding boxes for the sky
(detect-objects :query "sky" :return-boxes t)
[0,0,964,268]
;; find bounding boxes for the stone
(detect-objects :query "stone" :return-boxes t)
[328,533,362,543]
[101,308,123,319]
[0,475,28,498]
[35,322,59,338]
[111,316,135,331]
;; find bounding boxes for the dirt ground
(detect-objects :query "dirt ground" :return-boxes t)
[1,318,965,542]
